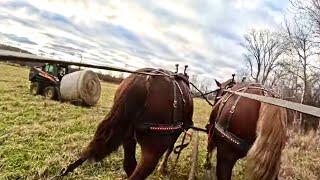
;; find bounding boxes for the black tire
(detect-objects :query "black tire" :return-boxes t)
[30,82,40,95]
[43,86,56,100]
[55,87,61,101]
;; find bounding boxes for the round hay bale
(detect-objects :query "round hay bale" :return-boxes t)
[60,70,101,106]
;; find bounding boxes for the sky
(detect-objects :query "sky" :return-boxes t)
[0,0,289,82]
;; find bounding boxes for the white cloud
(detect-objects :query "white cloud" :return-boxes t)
[0,0,289,81]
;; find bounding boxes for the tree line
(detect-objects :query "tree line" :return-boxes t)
[241,0,320,133]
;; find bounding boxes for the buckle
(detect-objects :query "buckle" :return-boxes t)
[173,100,178,108]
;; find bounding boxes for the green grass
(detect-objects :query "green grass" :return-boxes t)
[0,63,319,179]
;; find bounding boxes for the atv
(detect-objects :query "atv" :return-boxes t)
[29,63,69,100]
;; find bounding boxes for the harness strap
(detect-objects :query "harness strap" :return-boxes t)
[215,91,234,123]
[225,86,249,130]
[172,80,178,123]
[215,123,251,152]
[173,130,192,173]
[135,122,184,135]
[206,97,225,148]
[175,80,186,105]
[174,130,192,154]
[174,80,186,125]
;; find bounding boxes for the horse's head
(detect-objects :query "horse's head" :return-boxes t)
[214,76,236,104]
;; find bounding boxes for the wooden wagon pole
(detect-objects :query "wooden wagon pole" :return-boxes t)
[0,50,163,76]
[225,90,320,118]
[188,131,199,180]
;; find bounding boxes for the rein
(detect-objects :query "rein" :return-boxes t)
[193,89,218,97]
[187,125,208,133]
[189,81,215,107]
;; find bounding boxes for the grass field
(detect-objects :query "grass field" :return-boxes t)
[0,63,319,180]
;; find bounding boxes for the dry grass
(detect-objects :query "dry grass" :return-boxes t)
[0,63,319,179]
[280,130,320,180]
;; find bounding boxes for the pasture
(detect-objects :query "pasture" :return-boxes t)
[0,63,319,179]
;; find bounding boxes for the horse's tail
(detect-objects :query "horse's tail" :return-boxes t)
[60,95,133,176]
[82,77,147,162]
[59,76,148,176]
[81,97,129,162]
[246,103,287,180]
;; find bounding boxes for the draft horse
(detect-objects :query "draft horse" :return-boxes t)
[206,78,287,180]
[60,68,193,179]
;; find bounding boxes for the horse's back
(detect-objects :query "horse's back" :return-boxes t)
[141,73,192,125]
[116,67,192,126]
[219,83,274,143]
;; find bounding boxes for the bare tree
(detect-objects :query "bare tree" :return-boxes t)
[283,17,317,105]
[282,15,320,132]
[290,0,320,37]
[241,29,285,85]
[267,66,288,89]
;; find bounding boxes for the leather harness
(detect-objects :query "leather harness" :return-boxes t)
[135,69,191,135]
[210,83,279,153]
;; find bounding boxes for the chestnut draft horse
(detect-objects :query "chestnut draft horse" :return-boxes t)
[206,79,287,180]
[60,68,193,179]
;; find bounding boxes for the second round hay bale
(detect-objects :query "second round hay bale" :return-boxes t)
[60,70,101,106]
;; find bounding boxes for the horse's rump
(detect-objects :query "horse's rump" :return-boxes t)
[84,68,193,159]
[209,83,280,152]
[208,82,287,180]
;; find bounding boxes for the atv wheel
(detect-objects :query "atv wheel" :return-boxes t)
[43,86,56,100]
[30,82,40,95]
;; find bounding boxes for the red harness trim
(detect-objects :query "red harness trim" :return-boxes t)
[135,122,185,135]
[149,125,182,131]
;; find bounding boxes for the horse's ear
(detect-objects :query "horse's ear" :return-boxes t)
[215,79,221,87]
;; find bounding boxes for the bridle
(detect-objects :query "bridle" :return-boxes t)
[213,81,236,104]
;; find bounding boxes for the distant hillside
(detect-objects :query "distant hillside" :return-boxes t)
[0,44,32,54]
[0,44,43,67]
